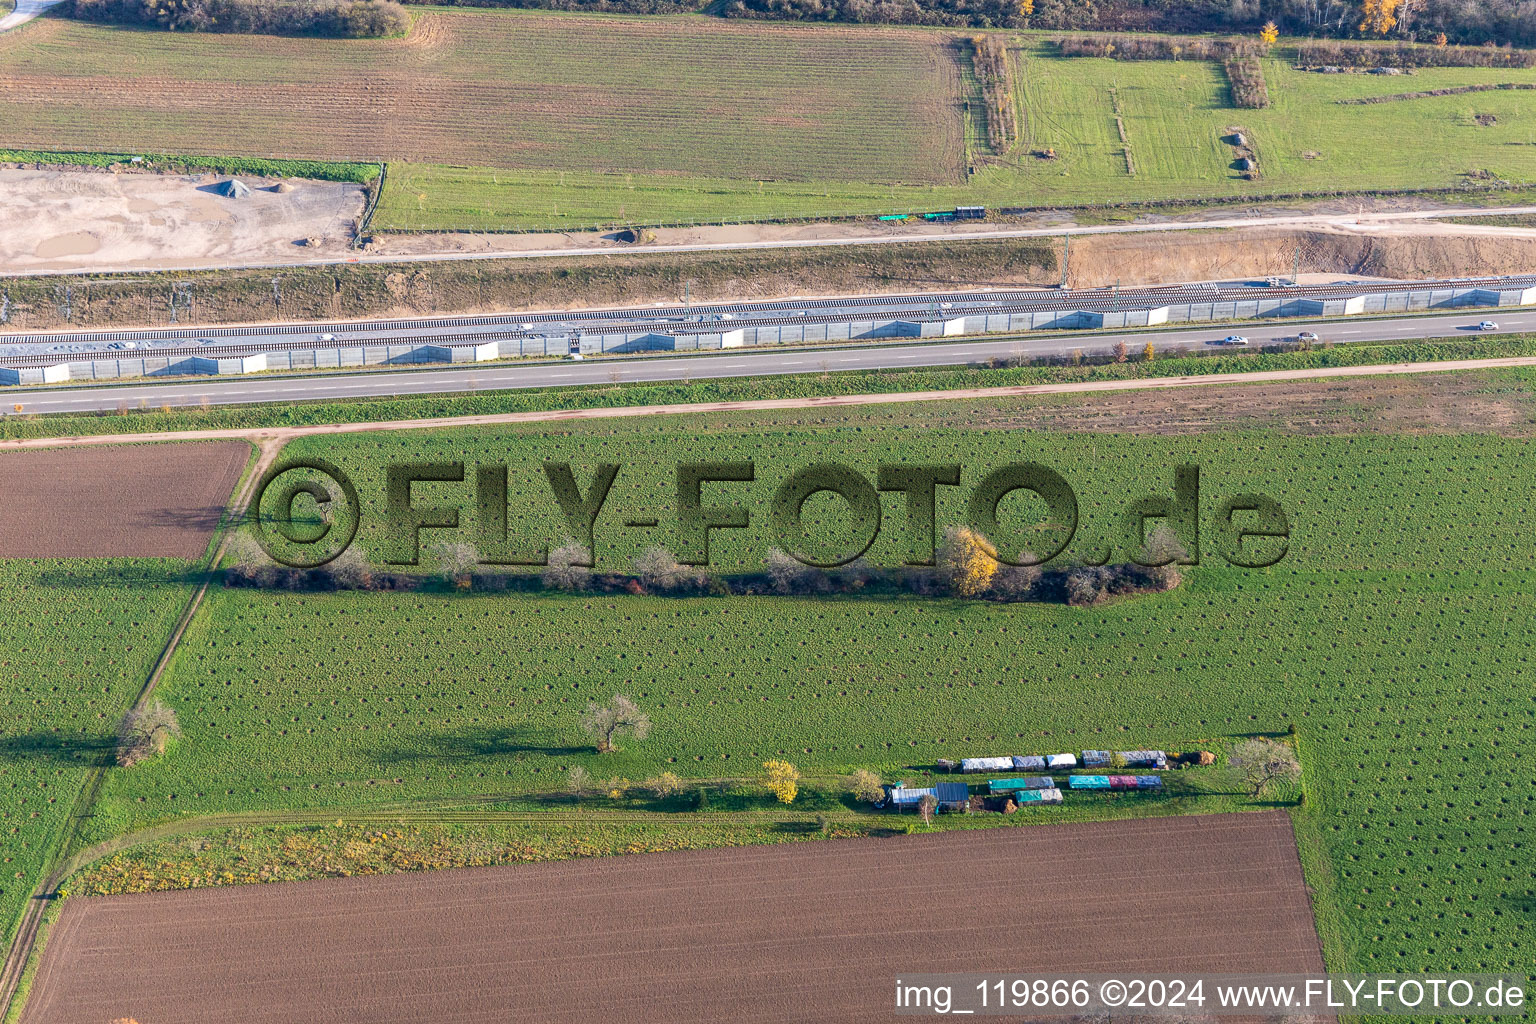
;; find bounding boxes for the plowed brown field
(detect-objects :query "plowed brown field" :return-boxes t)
[21,811,1322,1024]
[0,12,961,186]
[0,441,248,557]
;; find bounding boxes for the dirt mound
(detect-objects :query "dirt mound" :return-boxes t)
[1066,227,1536,288]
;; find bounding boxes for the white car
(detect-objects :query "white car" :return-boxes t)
[107,341,137,350]
[1298,331,1320,343]
[1478,320,1499,331]
[317,333,336,342]
[1219,335,1250,346]
[714,313,735,321]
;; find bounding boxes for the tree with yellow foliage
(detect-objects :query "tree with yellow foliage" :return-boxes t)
[1018,0,1033,16]
[1260,21,1279,45]
[1142,340,1157,362]
[1359,0,1400,35]
[938,526,998,597]
[1434,32,1448,46]
[763,760,801,804]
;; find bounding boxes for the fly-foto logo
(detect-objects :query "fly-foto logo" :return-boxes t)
[249,460,1289,570]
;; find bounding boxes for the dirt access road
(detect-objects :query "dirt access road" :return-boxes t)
[21,811,1321,1024]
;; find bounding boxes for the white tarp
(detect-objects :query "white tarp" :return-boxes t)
[961,756,1015,773]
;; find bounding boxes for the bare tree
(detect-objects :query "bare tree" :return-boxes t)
[1140,523,1190,589]
[325,545,373,590]
[765,547,828,594]
[116,700,182,767]
[989,550,1042,601]
[580,694,652,753]
[566,765,592,797]
[543,541,593,591]
[917,793,938,824]
[427,540,479,588]
[1229,738,1302,797]
[633,546,696,592]
[850,769,884,804]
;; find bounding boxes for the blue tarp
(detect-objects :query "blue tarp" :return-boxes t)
[1013,755,1047,771]
[1069,775,1111,789]
[1135,776,1164,789]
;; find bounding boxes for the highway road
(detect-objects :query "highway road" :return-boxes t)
[3,310,1530,415]
[5,273,1533,364]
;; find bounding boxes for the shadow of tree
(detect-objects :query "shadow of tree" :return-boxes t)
[0,732,114,766]
[369,726,590,765]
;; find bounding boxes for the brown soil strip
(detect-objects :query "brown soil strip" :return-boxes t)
[20,811,1320,1024]
[0,441,248,557]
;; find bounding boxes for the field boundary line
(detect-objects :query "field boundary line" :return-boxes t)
[0,438,272,1022]
[3,354,1536,451]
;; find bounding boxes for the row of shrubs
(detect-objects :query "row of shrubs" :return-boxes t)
[70,0,410,36]
[1337,82,1536,104]
[1296,40,1536,68]
[225,527,1190,608]
[970,35,1019,154]
[1055,34,1267,60]
[1224,57,1271,108]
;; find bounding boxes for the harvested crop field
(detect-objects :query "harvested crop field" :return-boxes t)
[22,812,1320,1024]
[0,441,248,557]
[0,12,961,185]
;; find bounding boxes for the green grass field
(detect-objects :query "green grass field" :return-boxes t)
[0,560,193,949]
[0,10,1531,229]
[374,42,1536,230]
[69,412,1534,992]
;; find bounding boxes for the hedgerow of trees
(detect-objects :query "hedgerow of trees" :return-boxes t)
[71,0,411,37]
[719,0,1536,48]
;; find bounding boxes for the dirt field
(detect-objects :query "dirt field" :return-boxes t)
[21,812,1320,1024]
[0,168,365,273]
[0,441,248,557]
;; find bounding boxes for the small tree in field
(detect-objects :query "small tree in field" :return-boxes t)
[1142,340,1157,362]
[850,769,884,804]
[580,694,651,753]
[763,760,801,804]
[1229,738,1301,797]
[1113,340,1129,363]
[1140,523,1191,589]
[647,771,683,798]
[325,546,374,590]
[634,546,694,592]
[917,793,938,824]
[542,541,593,591]
[567,765,592,797]
[937,526,997,598]
[116,701,182,767]
[428,540,478,588]
[1260,20,1278,45]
